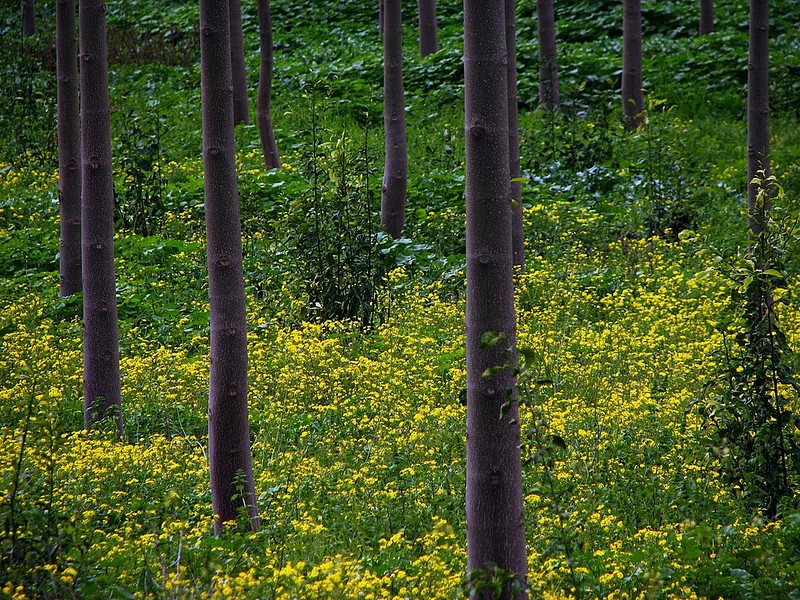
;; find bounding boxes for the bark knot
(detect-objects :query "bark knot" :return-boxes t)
[201,26,213,37]
[469,122,487,138]
[216,257,232,268]
[208,147,221,157]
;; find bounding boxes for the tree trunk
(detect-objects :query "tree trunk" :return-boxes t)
[57,0,81,297]
[229,0,250,125]
[22,0,36,37]
[506,0,524,269]
[257,0,280,170]
[699,0,714,35]
[536,0,559,110]
[622,0,645,128]
[418,0,438,57]
[464,0,527,596]
[381,0,407,238]
[79,0,123,436]
[747,0,770,237]
[200,0,259,535]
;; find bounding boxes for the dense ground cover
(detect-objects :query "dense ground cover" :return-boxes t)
[1,0,800,598]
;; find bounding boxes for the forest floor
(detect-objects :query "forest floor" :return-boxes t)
[2,0,800,598]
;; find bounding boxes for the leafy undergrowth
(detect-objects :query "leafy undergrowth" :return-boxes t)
[3,0,800,598]
[2,160,800,598]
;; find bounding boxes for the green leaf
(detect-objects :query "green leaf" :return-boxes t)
[480,331,506,349]
[729,568,751,580]
[500,398,514,419]
[518,347,536,366]
[482,365,505,379]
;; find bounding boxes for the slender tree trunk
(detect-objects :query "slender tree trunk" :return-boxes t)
[418,0,438,57]
[699,0,714,35]
[381,0,407,238]
[22,0,36,37]
[200,0,259,534]
[57,0,81,297]
[622,0,645,128]
[229,0,250,125]
[747,0,770,237]
[257,0,280,170]
[79,0,123,436]
[506,0,524,269]
[464,0,527,596]
[536,0,559,110]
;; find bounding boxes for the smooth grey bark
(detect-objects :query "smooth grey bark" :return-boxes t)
[57,0,81,297]
[622,0,645,128]
[79,0,123,436]
[417,0,438,57]
[22,0,36,37]
[257,0,279,170]
[506,0,524,269]
[229,0,250,125]
[200,0,259,534]
[536,0,559,109]
[699,0,714,35]
[381,0,407,238]
[747,0,770,237]
[464,0,527,596]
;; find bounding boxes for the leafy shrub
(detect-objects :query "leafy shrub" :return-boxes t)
[114,110,166,236]
[0,29,56,167]
[689,176,800,517]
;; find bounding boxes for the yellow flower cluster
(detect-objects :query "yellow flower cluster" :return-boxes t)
[1,162,798,598]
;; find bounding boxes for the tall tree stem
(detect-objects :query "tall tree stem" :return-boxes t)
[747,0,770,238]
[417,0,438,57]
[57,0,82,297]
[699,0,714,35]
[464,0,527,595]
[229,0,250,125]
[22,0,36,37]
[80,0,123,436]
[381,0,408,238]
[200,0,259,534]
[257,0,280,169]
[507,0,524,268]
[536,0,559,109]
[622,0,645,128]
